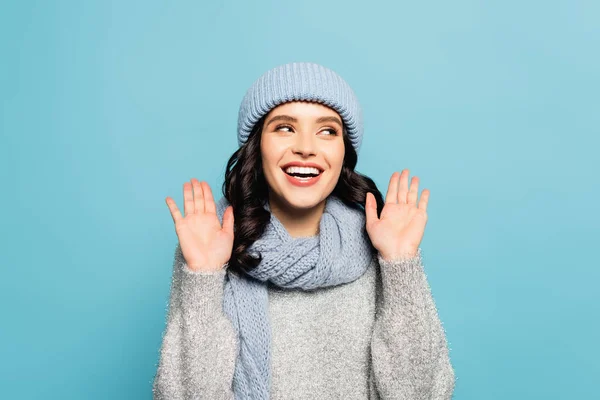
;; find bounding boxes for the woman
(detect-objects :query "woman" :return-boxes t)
[153,62,455,399]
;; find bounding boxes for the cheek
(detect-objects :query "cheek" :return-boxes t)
[326,144,345,171]
[261,141,284,173]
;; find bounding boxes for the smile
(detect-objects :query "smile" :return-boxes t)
[282,167,323,187]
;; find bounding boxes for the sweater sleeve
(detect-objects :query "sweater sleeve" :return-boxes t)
[369,248,455,400]
[152,244,238,400]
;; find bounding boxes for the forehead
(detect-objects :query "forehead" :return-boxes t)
[266,101,340,118]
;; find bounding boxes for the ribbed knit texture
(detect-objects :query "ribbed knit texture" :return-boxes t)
[237,62,364,153]
[214,195,374,400]
[152,242,456,399]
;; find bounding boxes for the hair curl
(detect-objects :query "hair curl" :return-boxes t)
[222,115,385,276]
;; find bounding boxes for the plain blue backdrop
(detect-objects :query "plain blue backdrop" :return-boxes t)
[1,1,598,399]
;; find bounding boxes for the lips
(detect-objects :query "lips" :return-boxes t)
[280,161,325,172]
[280,162,324,187]
[283,170,322,187]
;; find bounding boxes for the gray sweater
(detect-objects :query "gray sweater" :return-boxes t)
[152,245,455,399]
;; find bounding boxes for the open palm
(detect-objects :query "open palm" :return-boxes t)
[165,178,234,272]
[365,169,429,260]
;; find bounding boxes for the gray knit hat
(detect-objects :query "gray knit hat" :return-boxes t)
[237,62,364,153]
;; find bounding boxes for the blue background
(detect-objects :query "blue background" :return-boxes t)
[1,1,598,399]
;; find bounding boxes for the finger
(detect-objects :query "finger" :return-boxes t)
[407,176,419,206]
[192,178,204,214]
[385,171,400,204]
[203,181,217,214]
[418,189,430,212]
[398,169,409,204]
[365,192,379,228]
[183,181,195,216]
[222,205,235,236]
[165,197,183,224]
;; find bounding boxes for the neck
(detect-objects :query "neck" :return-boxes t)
[267,193,326,238]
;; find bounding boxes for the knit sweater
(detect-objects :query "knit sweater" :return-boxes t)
[152,244,455,399]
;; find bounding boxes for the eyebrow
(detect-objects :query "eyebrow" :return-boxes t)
[265,114,343,129]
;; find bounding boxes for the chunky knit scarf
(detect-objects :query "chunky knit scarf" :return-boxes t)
[214,194,375,400]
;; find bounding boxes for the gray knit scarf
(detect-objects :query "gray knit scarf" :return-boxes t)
[215,194,375,400]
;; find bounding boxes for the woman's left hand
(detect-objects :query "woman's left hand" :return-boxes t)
[365,169,430,260]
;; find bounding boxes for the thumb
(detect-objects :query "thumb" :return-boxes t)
[222,206,235,237]
[365,192,378,228]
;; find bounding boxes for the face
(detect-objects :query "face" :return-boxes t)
[260,101,346,212]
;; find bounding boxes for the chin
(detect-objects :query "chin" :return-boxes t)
[272,179,332,211]
[265,167,338,211]
[280,193,325,210]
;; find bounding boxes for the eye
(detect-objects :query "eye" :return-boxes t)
[321,128,339,136]
[275,124,293,132]
[274,124,338,136]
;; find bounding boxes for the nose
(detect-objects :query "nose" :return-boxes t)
[291,132,317,157]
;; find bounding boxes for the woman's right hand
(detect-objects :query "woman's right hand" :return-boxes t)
[165,178,234,272]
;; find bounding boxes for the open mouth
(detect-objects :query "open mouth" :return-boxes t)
[282,166,322,179]
[281,166,323,186]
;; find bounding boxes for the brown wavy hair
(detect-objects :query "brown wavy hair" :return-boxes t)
[221,115,385,276]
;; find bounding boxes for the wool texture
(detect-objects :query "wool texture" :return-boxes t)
[214,195,375,399]
[152,61,456,399]
[152,233,457,399]
[237,62,364,154]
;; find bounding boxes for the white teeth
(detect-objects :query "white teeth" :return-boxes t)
[284,166,321,175]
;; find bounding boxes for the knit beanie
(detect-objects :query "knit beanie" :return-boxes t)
[237,62,364,153]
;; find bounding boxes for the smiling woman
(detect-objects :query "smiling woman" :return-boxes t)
[260,101,347,233]
[154,62,455,399]
[224,96,385,266]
